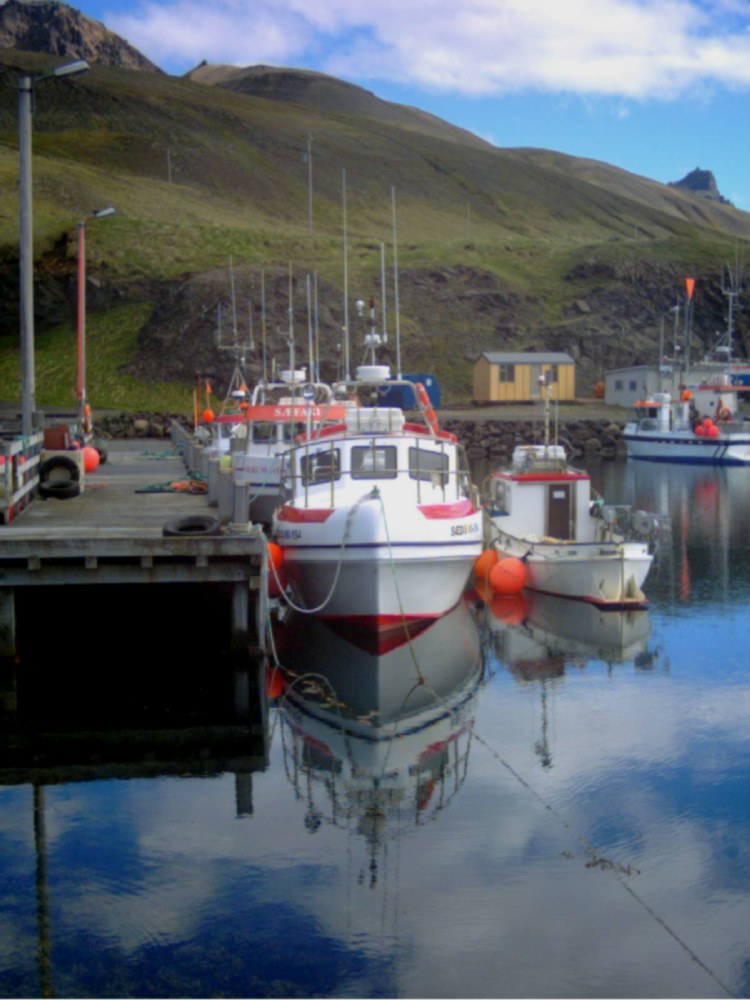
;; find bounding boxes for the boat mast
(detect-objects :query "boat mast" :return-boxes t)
[391,185,402,380]
[342,169,351,381]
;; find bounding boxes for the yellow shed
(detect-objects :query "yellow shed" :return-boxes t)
[473,352,576,403]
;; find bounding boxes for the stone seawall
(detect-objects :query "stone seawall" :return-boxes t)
[96,410,627,461]
[441,415,626,461]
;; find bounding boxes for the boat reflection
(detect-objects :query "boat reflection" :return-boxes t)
[273,601,482,867]
[481,590,653,672]
[476,590,657,769]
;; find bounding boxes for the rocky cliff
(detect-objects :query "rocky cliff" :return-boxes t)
[0,0,161,71]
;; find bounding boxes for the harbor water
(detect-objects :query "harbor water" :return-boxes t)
[0,459,748,998]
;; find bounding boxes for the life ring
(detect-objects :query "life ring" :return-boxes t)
[715,404,731,422]
[162,514,222,537]
[415,382,439,434]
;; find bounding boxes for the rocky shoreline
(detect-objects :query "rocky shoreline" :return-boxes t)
[95,410,627,461]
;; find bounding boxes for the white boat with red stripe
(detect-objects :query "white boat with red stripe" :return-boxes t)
[272,371,483,633]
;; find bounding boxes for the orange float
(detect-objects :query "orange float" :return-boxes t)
[489,555,527,595]
[473,548,499,580]
[82,446,100,473]
[267,541,287,598]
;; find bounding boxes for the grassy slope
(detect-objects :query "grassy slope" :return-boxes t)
[0,49,747,408]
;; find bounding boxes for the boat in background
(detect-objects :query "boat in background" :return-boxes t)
[272,365,483,633]
[622,388,750,465]
[233,370,345,525]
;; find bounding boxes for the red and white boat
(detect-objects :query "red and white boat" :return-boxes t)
[485,443,656,608]
[272,369,483,633]
[232,371,345,525]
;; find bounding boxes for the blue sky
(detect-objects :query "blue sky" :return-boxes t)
[73,0,749,210]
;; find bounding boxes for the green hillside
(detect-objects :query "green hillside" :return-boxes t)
[0,48,747,410]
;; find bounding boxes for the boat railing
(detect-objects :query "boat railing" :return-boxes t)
[281,440,472,510]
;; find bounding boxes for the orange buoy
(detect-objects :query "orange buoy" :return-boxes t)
[706,423,720,439]
[474,548,499,580]
[490,592,528,625]
[267,541,286,598]
[694,424,706,437]
[202,407,215,423]
[266,666,285,700]
[489,555,526,595]
[82,446,100,473]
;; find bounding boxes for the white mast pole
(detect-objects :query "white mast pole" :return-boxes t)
[343,169,350,380]
[391,185,402,379]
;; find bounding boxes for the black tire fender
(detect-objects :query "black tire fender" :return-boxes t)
[38,479,81,500]
[162,515,222,537]
[40,455,81,483]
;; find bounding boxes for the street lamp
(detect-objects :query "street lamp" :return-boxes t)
[18,59,89,437]
[77,207,115,437]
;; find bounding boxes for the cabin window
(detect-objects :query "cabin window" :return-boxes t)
[251,422,275,443]
[546,364,559,384]
[409,447,449,486]
[498,363,515,383]
[351,445,398,479]
[300,448,340,485]
[282,423,306,443]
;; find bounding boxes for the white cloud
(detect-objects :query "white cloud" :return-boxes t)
[107,0,750,99]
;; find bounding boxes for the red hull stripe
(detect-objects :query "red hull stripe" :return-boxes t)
[276,507,334,523]
[497,472,589,483]
[417,498,476,519]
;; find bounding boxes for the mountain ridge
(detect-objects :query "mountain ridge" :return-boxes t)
[0,4,746,404]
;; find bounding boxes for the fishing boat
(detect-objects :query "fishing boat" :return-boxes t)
[484,442,655,607]
[232,371,345,525]
[271,366,483,633]
[622,389,750,465]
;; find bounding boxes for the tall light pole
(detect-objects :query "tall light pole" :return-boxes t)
[18,59,89,437]
[77,207,115,436]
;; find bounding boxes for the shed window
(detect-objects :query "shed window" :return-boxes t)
[498,363,515,383]
[629,380,637,391]
[614,380,623,391]
[546,364,559,384]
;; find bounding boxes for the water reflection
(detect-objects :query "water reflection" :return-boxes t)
[273,601,482,877]
[588,461,750,606]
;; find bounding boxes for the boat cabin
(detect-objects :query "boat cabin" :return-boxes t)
[489,445,594,541]
[283,407,472,509]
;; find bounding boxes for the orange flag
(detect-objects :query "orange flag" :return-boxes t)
[685,277,695,300]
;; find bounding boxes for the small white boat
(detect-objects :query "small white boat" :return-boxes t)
[272,369,483,633]
[484,443,655,608]
[622,390,750,466]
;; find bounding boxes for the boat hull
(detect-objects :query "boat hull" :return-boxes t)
[623,429,750,465]
[493,532,652,608]
[275,500,483,627]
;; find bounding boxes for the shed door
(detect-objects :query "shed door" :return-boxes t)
[546,483,573,539]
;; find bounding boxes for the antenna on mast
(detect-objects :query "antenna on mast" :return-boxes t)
[342,169,351,380]
[391,185,402,379]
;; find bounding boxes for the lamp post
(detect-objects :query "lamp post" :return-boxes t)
[18,59,89,437]
[77,207,115,437]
